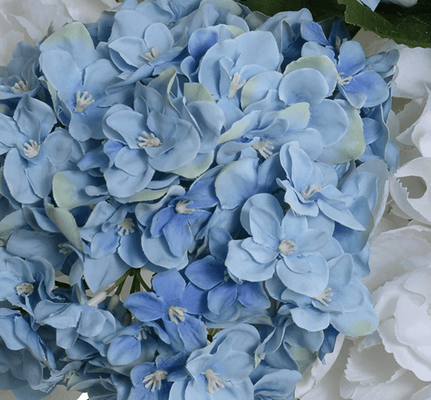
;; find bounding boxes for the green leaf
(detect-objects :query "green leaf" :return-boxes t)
[44,201,84,252]
[0,210,26,246]
[239,0,345,20]
[52,171,99,210]
[338,0,431,48]
[184,83,216,103]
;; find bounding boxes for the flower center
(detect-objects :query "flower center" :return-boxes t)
[23,139,40,158]
[175,200,194,214]
[228,72,246,98]
[117,218,135,236]
[202,369,225,394]
[278,239,297,255]
[313,287,333,306]
[16,283,34,296]
[138,131,162,148]
[167,305,187,324]
[337,72,352,86]
[301,183,321,200]
[138,326,150,340]
[74,91,95,113]
[11,80,29,93]
[252,140,275,159]
[143,369,168,392]
[58,242,73,254]
[141,46,160,62]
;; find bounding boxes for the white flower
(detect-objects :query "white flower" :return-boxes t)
[0,0,71,65]
[393,45,431,100]
[295,334,347,400]
[58,0,118,24]
[0,8,25,66]
[340,331,428,400]
[373,266,431,381]
[0,0,118,66]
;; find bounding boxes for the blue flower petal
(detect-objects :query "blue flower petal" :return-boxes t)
[279,68,329,106]
[124,291,167,322]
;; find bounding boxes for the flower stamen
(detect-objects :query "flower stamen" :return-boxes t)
[228,72,246,98]
[175,200,195,214]
[302,183,321,200]
[278,239,297,255]
[58,242,73,254]
[138,131,162,148]
[143,370,168,392]
[16,283,34,296]
[141,46,160,62]
[202,369,225,393]
[313,287,333,306]
[167,305,187,324]
[337,72,352,86]
[252,140,275,159]
[74,91,95,113]
[23,139,40,158]
[11,80,29,93]
[117,218,135,236]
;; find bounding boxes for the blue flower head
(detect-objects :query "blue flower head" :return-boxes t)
[225,193,330,297]
[0,95,73,205]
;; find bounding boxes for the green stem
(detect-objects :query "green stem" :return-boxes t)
[133,269,152,292]
[106,269,131,295]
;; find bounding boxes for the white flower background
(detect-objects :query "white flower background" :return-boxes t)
[0,1,431,399]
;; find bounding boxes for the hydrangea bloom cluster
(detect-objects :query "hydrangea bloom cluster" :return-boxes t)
[0,0,399,399]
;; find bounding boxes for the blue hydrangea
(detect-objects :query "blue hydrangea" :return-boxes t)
[0,0,401,398]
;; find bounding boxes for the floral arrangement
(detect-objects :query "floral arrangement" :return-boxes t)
[1,0,429,399]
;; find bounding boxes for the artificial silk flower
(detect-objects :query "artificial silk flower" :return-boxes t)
[0,0,404,399]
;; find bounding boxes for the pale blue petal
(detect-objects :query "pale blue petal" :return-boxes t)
[225,240,276,281]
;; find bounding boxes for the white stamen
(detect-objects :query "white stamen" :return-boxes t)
[58,242,73,254]
[337,72,352,86]
[175,200,194,214]
[23,139,40,158]
[11,80,29,93]
[224,270,230,282]
[141,46,160,62]
[202,369,225,394]
[278,239,297,255]
[74,91,95,113]
[167,305,187,324]
[252,140,275,159]
[313,287,333,307]
[302,183,321,200]
[138,131,162,148]
[117,218,135,236]
[143,370,167,392]
[138,326,150,341]
[228,72,246,98]
[16,283,34,296]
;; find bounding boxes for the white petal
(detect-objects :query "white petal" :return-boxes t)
[364,226,431,293]
[345,340,404,385]
[380,318,431,381]
[340,369,426,400]
[390,158,431,223]
[394,46,431,99]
